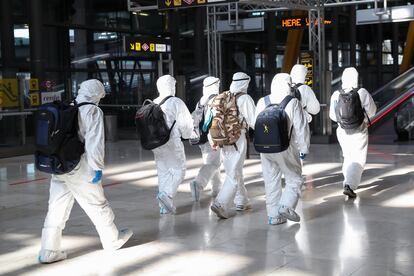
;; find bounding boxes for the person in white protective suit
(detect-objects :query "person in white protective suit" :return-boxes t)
[290,64,320,123]
[38,80,133,264]
[329,67,377,198]
[255,73,310,225]
[190,77,222,201]
[152,75,194,214]
[210,72,256,219]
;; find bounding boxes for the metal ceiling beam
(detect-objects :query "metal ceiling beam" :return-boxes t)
[127,0,405,11]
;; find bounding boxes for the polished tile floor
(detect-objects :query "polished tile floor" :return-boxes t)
[0,141,413,276]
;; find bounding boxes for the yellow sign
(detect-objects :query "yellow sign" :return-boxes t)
[29,78,39,91]
[29,93,40,106]
[299,52,314,89]
[0,79,19,108]
[165,0,172,6]
[126,37,171,54]
[197,0,206,3]
[130,42,141,51]
[174,0,182,6]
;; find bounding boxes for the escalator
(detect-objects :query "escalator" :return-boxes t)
[369,67,414,143]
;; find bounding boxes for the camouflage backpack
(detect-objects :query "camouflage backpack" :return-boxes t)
[209,91,247,148]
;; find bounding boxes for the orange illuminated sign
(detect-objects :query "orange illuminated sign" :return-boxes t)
[282,18,304,28]
[280,17,332,29]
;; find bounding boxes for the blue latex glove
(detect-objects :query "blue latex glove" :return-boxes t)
[91,170,103,184]
[299,153,307,160]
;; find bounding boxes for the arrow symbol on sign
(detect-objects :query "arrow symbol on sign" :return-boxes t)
[165,0,172,6]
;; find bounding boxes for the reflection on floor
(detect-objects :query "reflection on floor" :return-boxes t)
[0,141,414,276]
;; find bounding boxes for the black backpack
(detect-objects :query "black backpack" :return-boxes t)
[34,101,95,174]
[254,95,293,153]
[189,94,215,146]
[292,83,303,102]
[335,88,366,129]
[135,96,176,150]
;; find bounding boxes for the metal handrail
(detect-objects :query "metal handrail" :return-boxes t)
[100,104,140,108]
[0,111,33,116]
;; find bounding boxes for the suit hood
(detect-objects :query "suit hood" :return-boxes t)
[75,79,105,105]
[203,76,220,97]
[157,75,176,98]
[341,67,359,90]
[271,73,292,97]
[229,72,250,94]
[290,64,307,84]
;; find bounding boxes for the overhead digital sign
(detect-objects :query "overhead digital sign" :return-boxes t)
[157,0,237,10]
[124,37,171,54]
[280,17,332,29]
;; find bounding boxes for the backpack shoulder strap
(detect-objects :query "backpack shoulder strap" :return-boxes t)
[208,94,216,101]
[264,96,271,107]
[199,94,217,108]
[235,92,245,99]
[143,99,153,105]
[294,83,303,89]
[279,95,294,110]
[159,96,174,106]
[353,88,371,126]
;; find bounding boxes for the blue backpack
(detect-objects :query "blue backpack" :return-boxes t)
[35,101,95,174]
[254,95,293,153]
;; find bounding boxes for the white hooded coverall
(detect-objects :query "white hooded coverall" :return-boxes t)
[193,77,222,192]
[41,79,121,251]
[329,67,377,190]
[290,64,320,123]
[152,75,193,201]
[255,73,310,218]
[214,72,256,209]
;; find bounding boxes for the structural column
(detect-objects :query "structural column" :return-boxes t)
[0,0,16,78]
[349,6,356,66]
[29,0,45,80]
[195,7,206,71]
[265,11,276,94]
[168,10,181,75]
[375,23,383,84]
[331,9,338,70]
[391,22,399,76]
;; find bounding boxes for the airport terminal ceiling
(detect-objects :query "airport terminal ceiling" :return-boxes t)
[129,0,411,10]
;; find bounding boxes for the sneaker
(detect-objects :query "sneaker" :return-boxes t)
[106,228,133,251]
[38,249,67,264]
[211,189,219,197]
[343,185,357,198]
[268,216,287,225]
[157,192,176,214]
[210,202,230,219]
[278,205,301,222]
[160,207,169,215]
[235,203,252,211]
[190,180,202,202]
[211,183,222,198]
